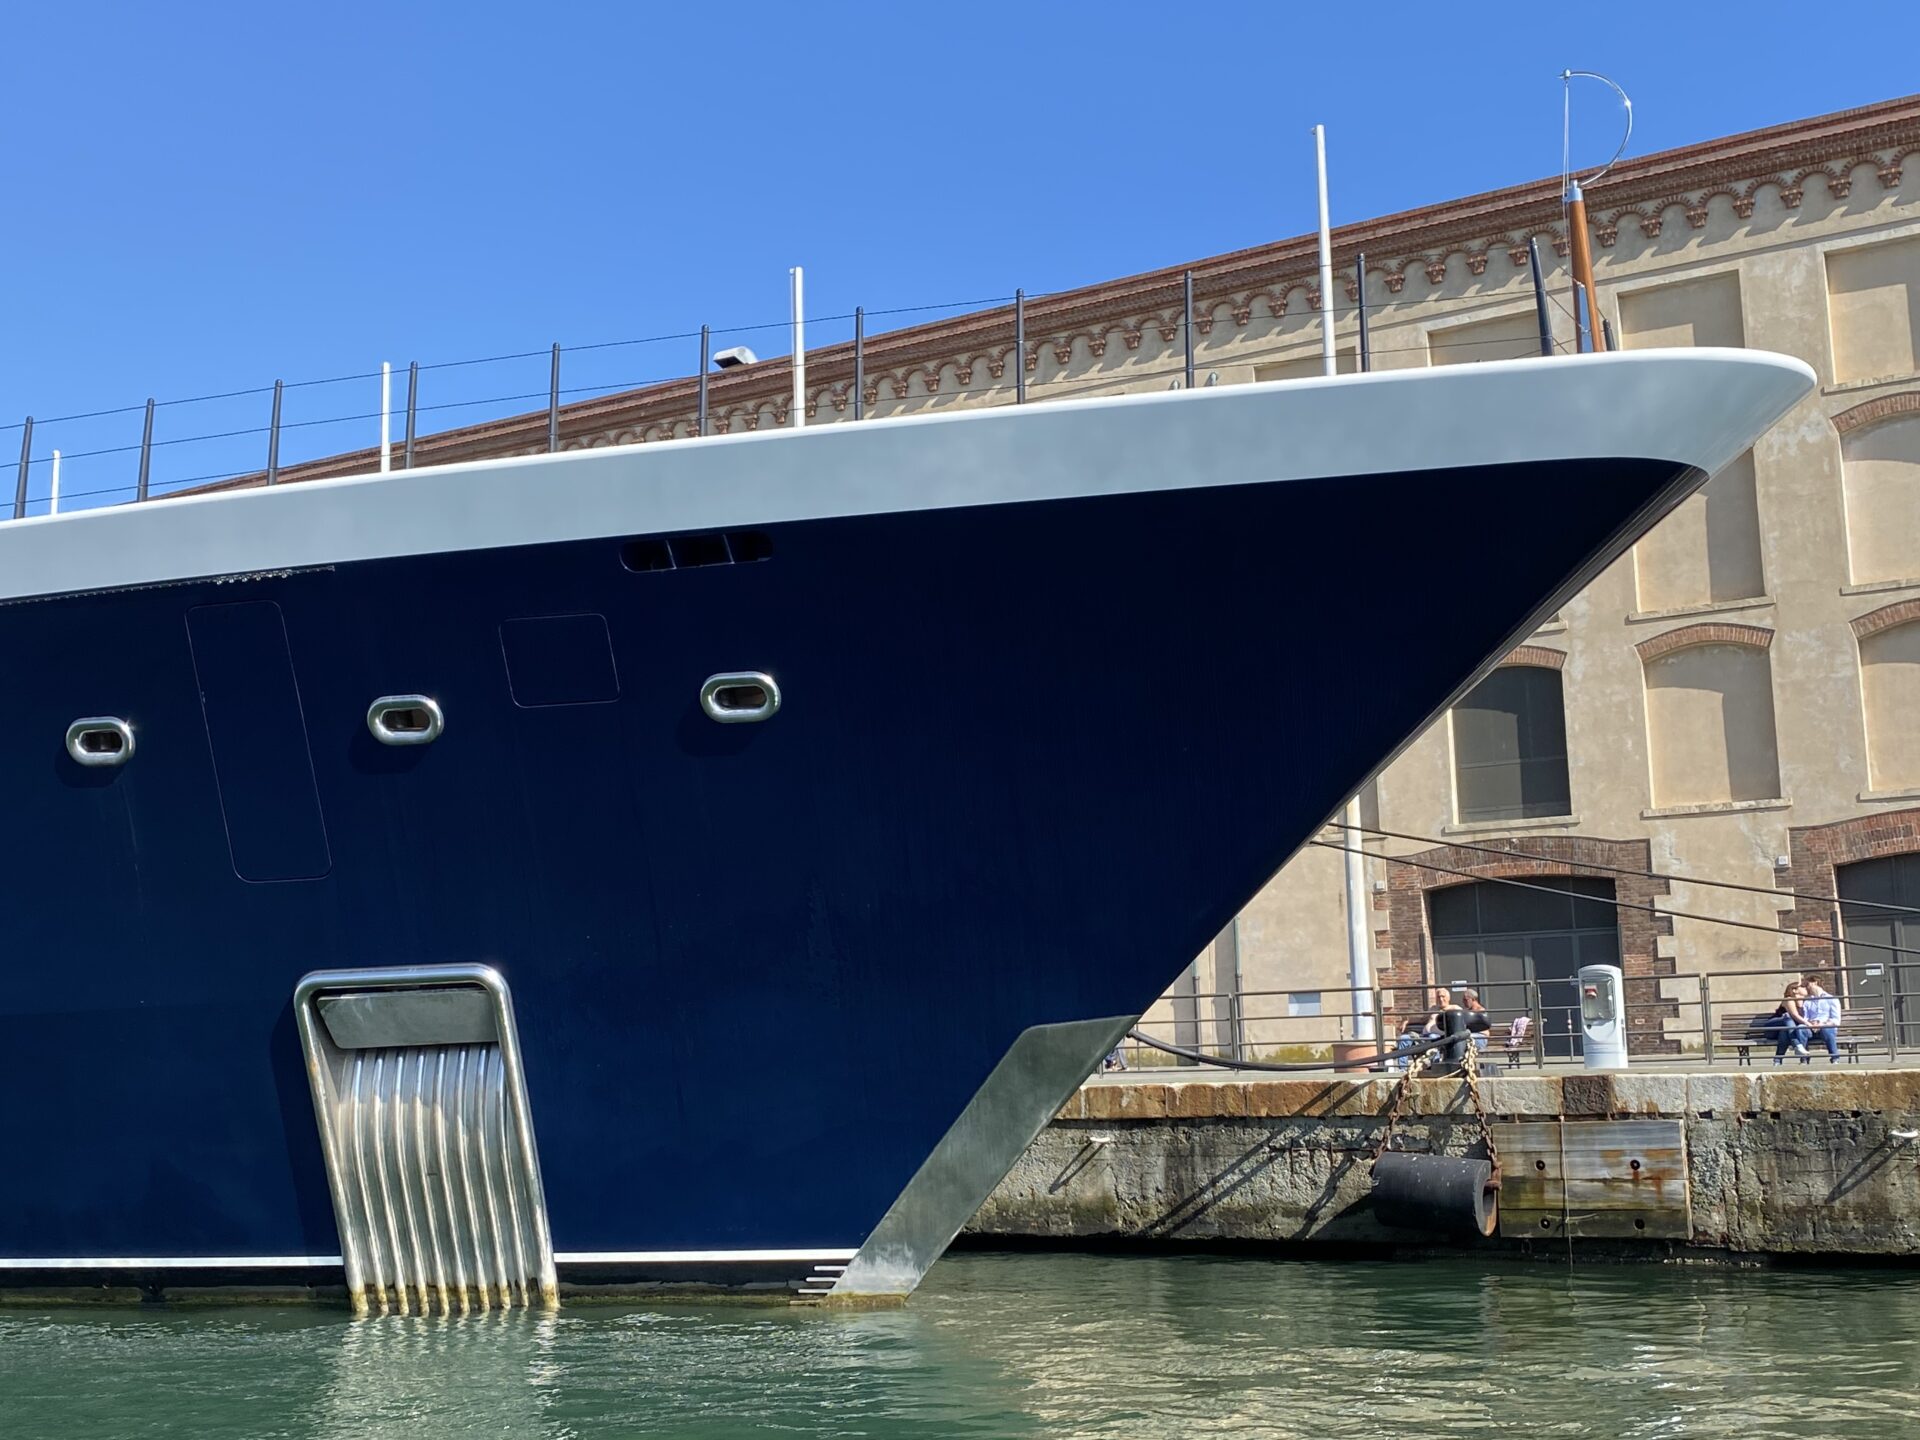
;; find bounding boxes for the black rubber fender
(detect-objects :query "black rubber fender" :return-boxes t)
[1370,1151,1499,1238]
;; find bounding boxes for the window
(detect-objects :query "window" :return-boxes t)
[1642,640,1782,807]
[1861,619,1920,793]
[1451,666,1572,823]
[1286,992,1323,1018]
[1827,236,1920,383]
[1841,414,1920,586]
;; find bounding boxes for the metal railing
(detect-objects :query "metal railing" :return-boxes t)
[7,277,1571,524]
[1116,962,1917,1074]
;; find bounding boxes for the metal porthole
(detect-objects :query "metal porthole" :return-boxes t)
[699,672,781,724]
[66,717,135,768]
[366,695,445,746]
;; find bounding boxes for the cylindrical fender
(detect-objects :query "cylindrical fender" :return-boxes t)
[1370,1151,1499,1238]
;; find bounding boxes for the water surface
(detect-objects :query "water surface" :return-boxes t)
[2,1252,1915,1438]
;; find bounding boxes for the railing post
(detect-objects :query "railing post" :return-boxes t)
[1528,979,1546,1068]
[379,361,392,474]
[1699,975,1715,1066]
[853,306,865,421]
[266,381,283,486]
[547,343,561,454]
[404,362,418,470]
[13,416,32,519]
[697,325,709,437]
[136,398,155,502]
[1601,317,1618,351]
[1014,288,1026,404]
[1182,270,1195,389]
[1527,237,1554,357]
[1355,253,1370,373]
[1371,985,1386,1069]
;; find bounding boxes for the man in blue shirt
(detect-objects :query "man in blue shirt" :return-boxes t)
[1801,974,1842,1062]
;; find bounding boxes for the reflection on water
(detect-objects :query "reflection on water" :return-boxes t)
[2,1253,1918,1438]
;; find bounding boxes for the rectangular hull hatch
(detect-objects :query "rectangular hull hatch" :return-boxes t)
[295,964,557,1316]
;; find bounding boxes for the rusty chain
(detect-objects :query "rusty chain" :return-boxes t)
[1460,1042,1502,1179]
[1371,1040,1502,1178]
[1371,1046,1439,1161]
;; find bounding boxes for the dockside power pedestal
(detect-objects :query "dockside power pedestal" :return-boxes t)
[1578,963,1629,1070]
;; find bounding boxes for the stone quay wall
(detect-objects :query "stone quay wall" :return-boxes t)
[968,1070,1920,1258]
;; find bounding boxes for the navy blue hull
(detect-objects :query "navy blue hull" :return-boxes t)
[0,457,1689,1281]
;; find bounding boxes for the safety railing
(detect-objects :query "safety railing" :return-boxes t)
[1117,962,1916,1073]
[6,271,1576,525]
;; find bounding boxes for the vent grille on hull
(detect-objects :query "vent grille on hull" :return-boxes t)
[296,967,558,1317]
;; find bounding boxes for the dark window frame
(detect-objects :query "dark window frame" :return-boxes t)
[1451,665,1573,824]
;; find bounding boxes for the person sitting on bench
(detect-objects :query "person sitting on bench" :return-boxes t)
[1769,982,1812,1064]
[1800,974,1842,1063]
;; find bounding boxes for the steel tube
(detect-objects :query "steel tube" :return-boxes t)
[266,381,283,485]
[13,416,32,519]
[1355,253,1370,372]
[404,362,418,470]
[853,306,865,421]
[1182,270,1195,388]
[547,344,560,454]
[136,398,154,502]
[1527,237,1554,357]
[697,325,709,437]
[1014,289,1026,404]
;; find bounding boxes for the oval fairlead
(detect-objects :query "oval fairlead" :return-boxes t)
[699,672,781,724]
[66,716,135,768]
[366,695,445,746]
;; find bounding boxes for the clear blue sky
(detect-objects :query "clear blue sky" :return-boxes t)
[4,2,1914,508]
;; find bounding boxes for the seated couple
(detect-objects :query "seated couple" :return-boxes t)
[1763,976,1842,1064]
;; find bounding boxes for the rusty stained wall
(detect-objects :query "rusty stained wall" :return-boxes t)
[968,1070,1920,1257]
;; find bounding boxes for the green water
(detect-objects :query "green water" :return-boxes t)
[3,1252,1917,1438]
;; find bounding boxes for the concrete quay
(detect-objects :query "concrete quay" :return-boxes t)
[968,1067,1920,1259]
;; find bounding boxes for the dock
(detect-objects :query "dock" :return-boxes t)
[970,1066,1920,1258]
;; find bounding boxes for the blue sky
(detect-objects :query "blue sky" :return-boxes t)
[2,2,1913,509]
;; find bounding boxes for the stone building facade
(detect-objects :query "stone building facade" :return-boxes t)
[247,94,1920,1057]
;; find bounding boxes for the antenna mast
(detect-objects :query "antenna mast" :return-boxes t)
[1561,70,1633,353]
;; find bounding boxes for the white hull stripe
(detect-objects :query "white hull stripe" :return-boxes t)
[0,350,1812,606]
[0,1249,858,1270]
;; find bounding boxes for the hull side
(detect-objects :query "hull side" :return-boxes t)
[0,457,1692,1289]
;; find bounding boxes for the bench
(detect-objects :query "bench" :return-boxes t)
[1717,1008,1886,1066]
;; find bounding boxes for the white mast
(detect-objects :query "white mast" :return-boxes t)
[790,267,806,429]
[1314,124,1337,378]
[379,362,392,473]
[49,449,61,515]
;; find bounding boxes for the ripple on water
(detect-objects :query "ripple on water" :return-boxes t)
[0,1255,1917,1439]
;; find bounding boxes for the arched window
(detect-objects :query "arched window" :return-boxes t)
[1450,666,1571,823]
[1639,630,1782,808]
[1858,613,1920,793]
[1840,411,1920,586]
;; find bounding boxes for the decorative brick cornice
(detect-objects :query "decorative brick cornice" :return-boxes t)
[189,93,1920,497]
[1635,622,1775,662]
[1498,644,1567,670]
[1832,388,1920,436]
[1851,598,1920,640]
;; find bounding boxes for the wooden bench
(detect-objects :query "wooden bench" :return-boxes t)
[1716,1008,1885,1066]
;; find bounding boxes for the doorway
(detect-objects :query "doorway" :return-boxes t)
[1428,876,1620,1058]
[1836,853,1920,1049]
